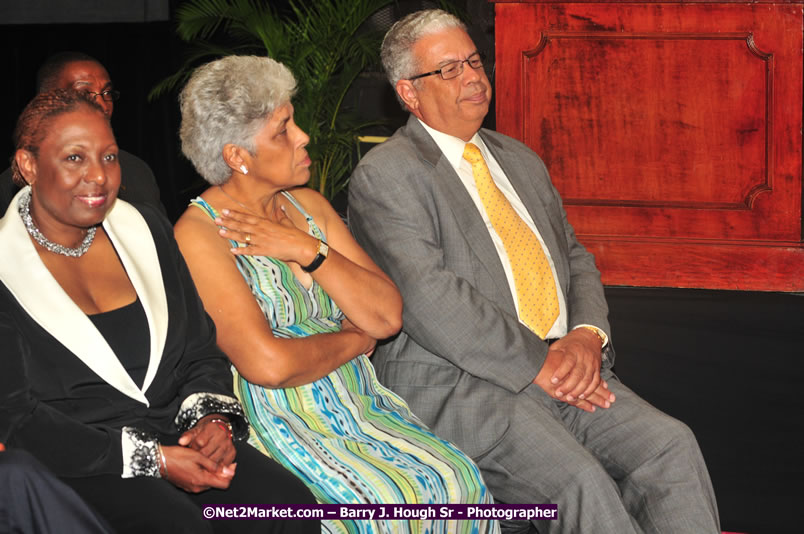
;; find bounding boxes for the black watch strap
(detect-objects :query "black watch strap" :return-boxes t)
[302,240,329,273]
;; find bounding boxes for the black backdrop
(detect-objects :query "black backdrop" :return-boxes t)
[606,287,803,534]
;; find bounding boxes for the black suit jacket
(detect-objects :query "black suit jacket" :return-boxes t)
[0,191,239,478]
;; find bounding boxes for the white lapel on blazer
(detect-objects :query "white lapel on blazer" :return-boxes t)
[0,187,168,405]
[103,199,168,396]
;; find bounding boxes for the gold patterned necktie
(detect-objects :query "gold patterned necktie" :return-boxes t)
[463,142,559,338]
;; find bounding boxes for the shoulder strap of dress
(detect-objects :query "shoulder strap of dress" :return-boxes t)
[280,190,326,242]
[189,197,218,221]
[280,190,313,221]
[188,197,245,251]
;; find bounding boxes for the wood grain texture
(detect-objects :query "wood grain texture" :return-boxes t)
[492,1,804,291]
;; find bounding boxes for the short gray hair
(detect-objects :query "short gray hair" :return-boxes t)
[381,9,466,105]
[179,55,297,185]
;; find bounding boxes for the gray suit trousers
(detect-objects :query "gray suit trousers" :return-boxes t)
[480,368,720,534]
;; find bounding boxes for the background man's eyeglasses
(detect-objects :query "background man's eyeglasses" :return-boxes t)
[408,53,485,81]
[84,89,120,102]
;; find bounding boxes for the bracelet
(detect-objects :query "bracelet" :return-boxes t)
[157,443,168,479]
[208,417,233,441]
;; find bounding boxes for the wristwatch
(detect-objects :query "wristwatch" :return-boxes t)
[578,325,606,346]
[302,239,329,273]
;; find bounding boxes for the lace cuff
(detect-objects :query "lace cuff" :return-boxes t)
[121,427,161,478]
[174,392,248,441]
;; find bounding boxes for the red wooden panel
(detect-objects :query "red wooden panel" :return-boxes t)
[493,2,804,291]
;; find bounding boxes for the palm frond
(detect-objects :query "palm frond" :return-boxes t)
[154,0,446,201]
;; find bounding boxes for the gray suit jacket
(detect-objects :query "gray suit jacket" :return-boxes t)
[348,116,612,459]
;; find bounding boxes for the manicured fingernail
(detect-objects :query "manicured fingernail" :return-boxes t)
[221,208,229,215]
[551,377,559,384]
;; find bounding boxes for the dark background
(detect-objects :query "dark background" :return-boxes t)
[1,1,801,533]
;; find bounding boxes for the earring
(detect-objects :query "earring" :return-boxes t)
[240,165,248,175]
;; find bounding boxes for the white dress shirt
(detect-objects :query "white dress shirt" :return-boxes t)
[418,120,573,339]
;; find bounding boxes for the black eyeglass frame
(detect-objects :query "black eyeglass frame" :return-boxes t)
[84,89,120,102]
[407,52,486,81]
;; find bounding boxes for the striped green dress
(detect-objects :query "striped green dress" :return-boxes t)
[191,194,499,534]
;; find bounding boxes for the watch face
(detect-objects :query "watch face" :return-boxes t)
[320,241,329,256]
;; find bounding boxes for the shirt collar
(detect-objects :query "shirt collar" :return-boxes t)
[417,118,486,171]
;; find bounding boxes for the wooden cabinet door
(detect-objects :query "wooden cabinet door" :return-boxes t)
[493,1,804,291]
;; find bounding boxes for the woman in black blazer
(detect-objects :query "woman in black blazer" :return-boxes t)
[0,89,318,534]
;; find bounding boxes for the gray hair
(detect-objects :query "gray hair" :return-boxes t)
[381,9,466,106]
[179,55,297,185]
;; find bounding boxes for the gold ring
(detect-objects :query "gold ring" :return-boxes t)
[245,233,251,243]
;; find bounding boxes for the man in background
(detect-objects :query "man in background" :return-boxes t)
[1,51,164,214]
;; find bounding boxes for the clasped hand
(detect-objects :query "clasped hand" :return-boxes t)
[533,328,616,413]
[161,414,236,493]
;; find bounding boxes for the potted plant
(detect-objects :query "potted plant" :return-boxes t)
[150,0,394,202]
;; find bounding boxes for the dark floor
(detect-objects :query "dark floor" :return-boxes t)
[605,287,804,534]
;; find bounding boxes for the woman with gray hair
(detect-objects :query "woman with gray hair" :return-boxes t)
[175,55,500,534]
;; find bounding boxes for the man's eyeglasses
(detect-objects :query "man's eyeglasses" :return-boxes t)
[84,89,120,102]
[408,53,485,81]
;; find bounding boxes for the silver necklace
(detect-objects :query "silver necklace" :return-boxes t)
[18,190,97,258]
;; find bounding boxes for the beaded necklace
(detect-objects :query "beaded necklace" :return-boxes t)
[18,190,97,257]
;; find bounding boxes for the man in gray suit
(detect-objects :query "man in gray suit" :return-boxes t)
[349,9,719,533]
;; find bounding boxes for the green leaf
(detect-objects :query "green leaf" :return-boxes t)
[154,0,440,201]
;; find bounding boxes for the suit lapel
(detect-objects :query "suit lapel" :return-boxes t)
[0,188,168,404]
[479,131,569,295]
[404,118,519,315]
[103,200,169,396]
